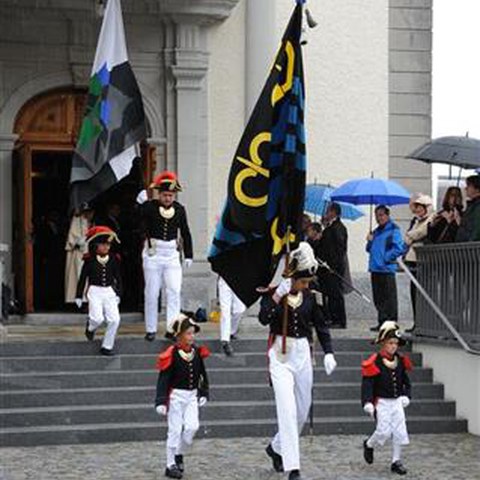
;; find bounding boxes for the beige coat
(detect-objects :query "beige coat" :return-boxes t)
[404,213,435,263]
[64,215,90,303]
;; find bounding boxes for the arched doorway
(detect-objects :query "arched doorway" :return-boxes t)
[13,87,156,313]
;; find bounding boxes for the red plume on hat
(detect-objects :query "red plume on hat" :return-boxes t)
[150,171,182,192]
[86,226,120,244]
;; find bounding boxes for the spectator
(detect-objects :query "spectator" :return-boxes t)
[306,222,322,253]
[456,174,480,242]
[428,187,463,244]
[404,194,434,332]
[366,206,405,332]
[301,213,312,240]
[64,203,95,304]
[317,203,348,329]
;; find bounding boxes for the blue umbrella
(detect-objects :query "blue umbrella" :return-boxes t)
[330,178,411,206]
[304,184,364,221]
[330,177,411,231]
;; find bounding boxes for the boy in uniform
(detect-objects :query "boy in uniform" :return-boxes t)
[362,321,412,475]
[155,314,210,479]
[75,226,122,356]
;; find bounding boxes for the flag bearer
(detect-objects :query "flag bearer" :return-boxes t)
[218,275,246,356]
[362,321,412,476]
[155,314,210,479]
[136,171,193,341]
[258,242,337,480]
[75,226,122,356]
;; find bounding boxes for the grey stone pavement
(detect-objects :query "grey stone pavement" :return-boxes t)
[1,434,479,480]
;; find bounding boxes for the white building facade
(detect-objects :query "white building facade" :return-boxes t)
[0,0,431,313]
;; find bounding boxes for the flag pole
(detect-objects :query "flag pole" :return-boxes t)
[281,225,292,355]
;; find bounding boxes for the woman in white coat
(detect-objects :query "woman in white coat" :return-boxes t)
[64,205,94,304]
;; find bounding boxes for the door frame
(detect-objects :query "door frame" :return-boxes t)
[13,142,74,313]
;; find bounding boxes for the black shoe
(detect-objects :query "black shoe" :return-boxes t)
[363,439,374,464]
[265,444,284,473]
[289,470,302,480]
[230,333,239,341]
[221,341,234,357]
[369,325,380,332]
[391,461,407,475]
[164,331,175,341]
[174,455,184,473]
[405,324,416,333]
[100,347,115,356]
[144,332,156,342]
[85,321,95,342]
[165,465,183,479]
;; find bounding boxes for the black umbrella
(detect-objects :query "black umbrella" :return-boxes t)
[407,135,480,170]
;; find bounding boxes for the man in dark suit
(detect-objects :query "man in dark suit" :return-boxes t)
[317,203,348,329]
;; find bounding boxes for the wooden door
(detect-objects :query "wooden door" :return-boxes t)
[12,144,33,313]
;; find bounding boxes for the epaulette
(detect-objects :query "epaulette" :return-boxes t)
[311,289,323,306]
[156,345,176,371]
[361,353,381,377]
[400,354,413,371]
[198,345,211,359]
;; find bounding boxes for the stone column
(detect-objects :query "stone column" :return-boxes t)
[171,22,209,262]
[0,134,18,282]
[245,0,277,118]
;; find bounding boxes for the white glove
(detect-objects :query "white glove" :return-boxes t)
[136,189,148,205]
[400,396,410,408]
[75,298,83,309]
[363,403,375,418]
[116,296,121,305]
[198,397,208,407]
[156,405,167,416]
[275,278,292,298]
[184,258,193,269]
[323,353,337,376]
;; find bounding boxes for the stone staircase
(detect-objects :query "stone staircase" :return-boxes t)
[0,337,467,447]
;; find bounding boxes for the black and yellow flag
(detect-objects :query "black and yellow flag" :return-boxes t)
[209,3,307,306]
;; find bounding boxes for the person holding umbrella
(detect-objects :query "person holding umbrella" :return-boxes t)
[366,206,406,332]
[456,174,480,242]
[403,194,434,332]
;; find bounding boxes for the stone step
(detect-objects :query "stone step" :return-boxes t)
[0,399,456,429]
[0,383,444,409]
[0,367,433,390]
[0,337,401,357]
[0,416,467,447]
[0,351,423,373]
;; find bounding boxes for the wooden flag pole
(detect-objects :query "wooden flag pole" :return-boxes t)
[281,226,292,354]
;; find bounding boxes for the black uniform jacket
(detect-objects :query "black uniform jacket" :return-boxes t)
[258,290,333,354]
[140,200,193,259]
[76,254,122,298]
[155,344,210,407]
[361,352,412,405]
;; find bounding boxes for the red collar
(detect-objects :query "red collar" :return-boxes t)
[177,342,193,353]
[379,350,395,361]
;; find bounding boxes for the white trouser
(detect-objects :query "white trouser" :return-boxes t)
[143,240,182,333]
[269,336,313,472]
[368,397,410,447]
[166,389,200,468]
[218,277,246,342]
[86,286,120,350]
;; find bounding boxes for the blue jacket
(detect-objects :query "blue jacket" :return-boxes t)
[366,220,405,273]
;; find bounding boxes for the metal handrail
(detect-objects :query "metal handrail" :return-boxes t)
[398,257,480,356]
